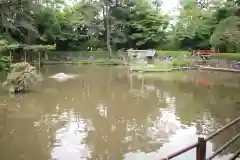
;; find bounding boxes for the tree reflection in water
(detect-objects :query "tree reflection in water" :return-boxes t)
[50,110,93,160]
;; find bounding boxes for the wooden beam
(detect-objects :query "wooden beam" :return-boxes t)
[38,52,41,69]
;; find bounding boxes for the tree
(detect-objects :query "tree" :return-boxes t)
[119,0,168,49]
[208,0,240,52]
[210,16,240,52]
[0,0,240,53]
[169,0,217,50]
[0,0,43,43]
[103,0,113,56]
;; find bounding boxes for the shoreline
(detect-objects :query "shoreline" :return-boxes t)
[197,65,240,73]
[41,60,126,65]
[2,59,240,73]
[130,65,240,73]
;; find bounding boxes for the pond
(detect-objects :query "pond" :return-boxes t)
[0,65,240,160]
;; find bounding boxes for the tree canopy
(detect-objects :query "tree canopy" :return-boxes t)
[0,0,240,53]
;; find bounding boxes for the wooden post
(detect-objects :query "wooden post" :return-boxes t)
[38,52,41,69]
[24,51,27,63]
[141,74,144,93]
[196,137,206,160]
[130,74,133,90]
[9,51,12,66]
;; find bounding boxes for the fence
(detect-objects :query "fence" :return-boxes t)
[160,116,240,160]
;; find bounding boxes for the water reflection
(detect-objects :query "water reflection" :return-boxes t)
[51,110,93,160]
[0,66,239,160]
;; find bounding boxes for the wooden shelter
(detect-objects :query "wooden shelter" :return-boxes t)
[0,44,55,69]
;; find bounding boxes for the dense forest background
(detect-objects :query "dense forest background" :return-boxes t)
[0,0,240,54]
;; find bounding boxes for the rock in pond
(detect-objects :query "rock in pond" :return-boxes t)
[49,73,77,82]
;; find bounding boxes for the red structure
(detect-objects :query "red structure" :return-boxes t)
[197,50,217,55]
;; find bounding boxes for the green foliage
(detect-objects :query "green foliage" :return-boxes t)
[170,0,217,50]
[167,0,240,52]
[210,16,240,52]
[0,0,42,43]
[0,40,8,46]
[127,2,168,49]
[177,0,215,40]
[3,62,42,93]
[0,38,9,71]
[0,55,9,71]
[1,0,240,57]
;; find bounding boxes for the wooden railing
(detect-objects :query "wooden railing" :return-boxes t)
[160,116,240,160]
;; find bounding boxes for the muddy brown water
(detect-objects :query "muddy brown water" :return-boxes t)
[0,65,240,160]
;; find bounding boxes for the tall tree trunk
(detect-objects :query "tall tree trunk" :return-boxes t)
[103,4,113,57]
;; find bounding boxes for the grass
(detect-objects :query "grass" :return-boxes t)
[210,53,240,60]
[157,50,190,57]
[157,50,240,61]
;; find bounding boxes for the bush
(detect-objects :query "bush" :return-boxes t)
[3,62,42,93]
